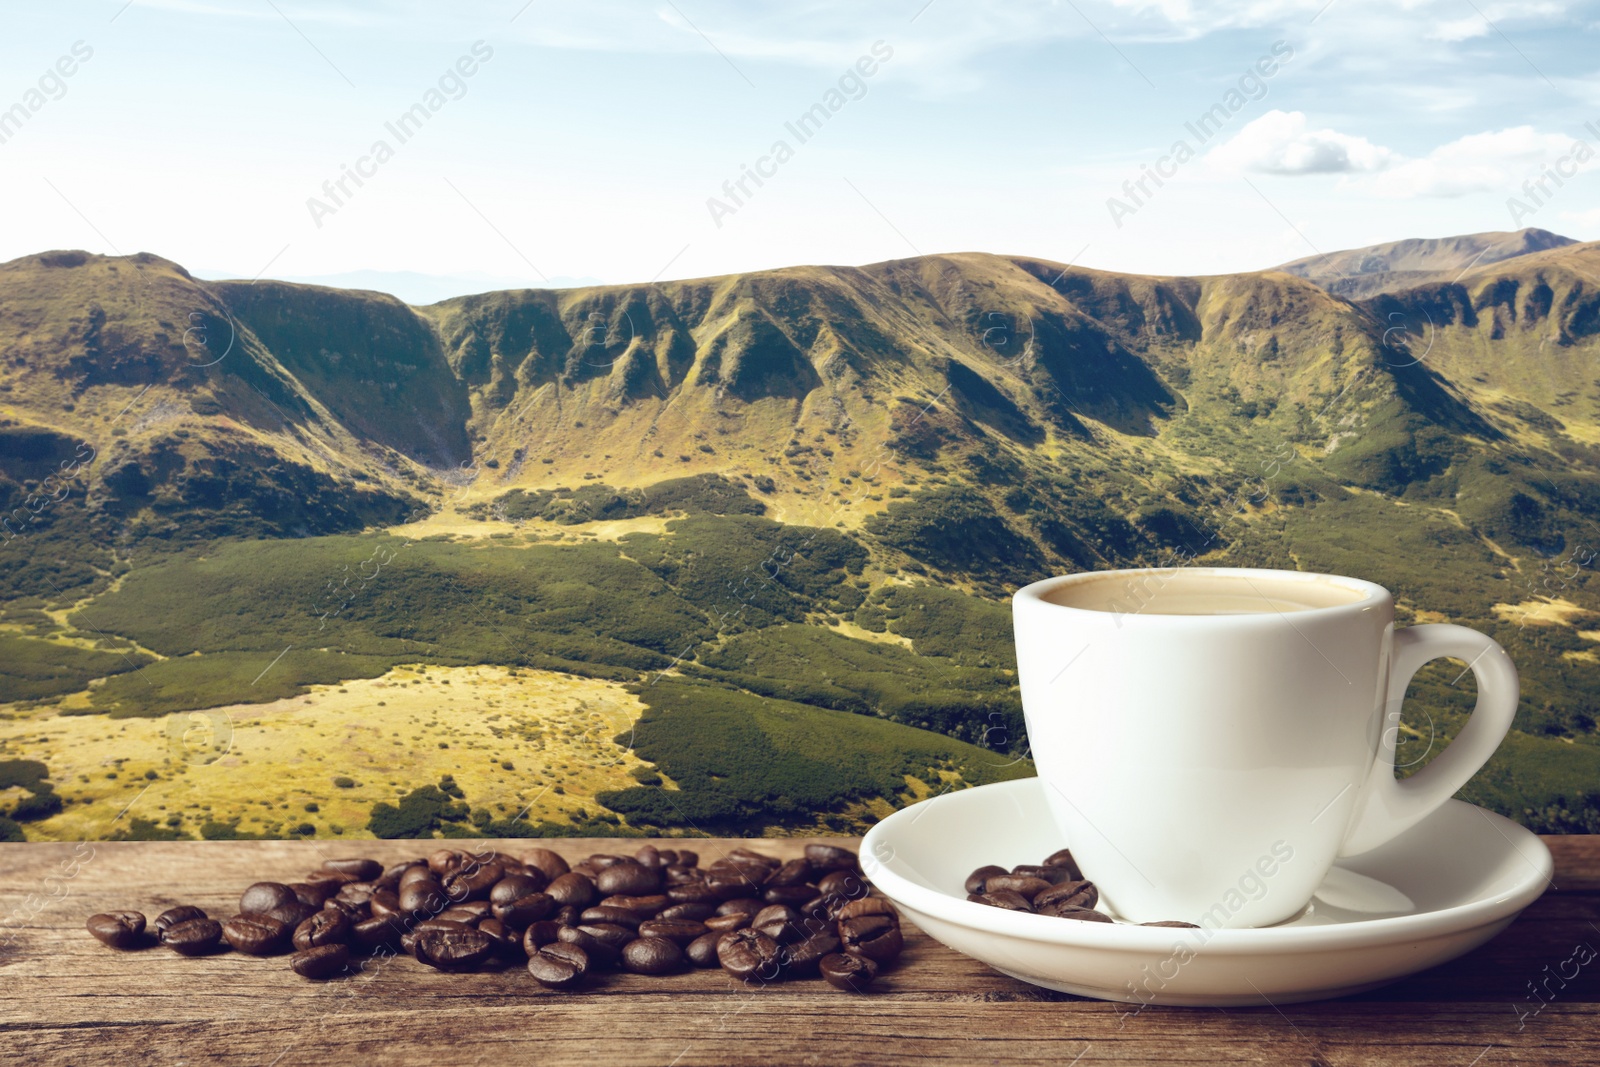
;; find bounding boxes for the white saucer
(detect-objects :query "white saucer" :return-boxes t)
[860,777,1553,1006]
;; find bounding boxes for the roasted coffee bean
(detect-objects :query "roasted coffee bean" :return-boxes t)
[352,915,406,952]
[376,860,424,890]
[685,931,725,968]
[666,881,721,906]
[403,917,474,953]
[291,943,349,979]
[762,884,816,907]
[780,931,841,977]
[440,900,492,923]
[1034,879,1098,912]
[494,893,556,927]
[727,860,778,882]
[478,918,521,958]
[981,875,1054,901]
[637,919,707,945]
[836,898,899,923]
[428,848,467,876]
[444,862,503,902]
[634,845,662,868]
[1039,904,1114,923]
[820,951,878,992]
[796,895,833,925]
[657,902,714,922]
[154,905,207,934]
[399,878,447,915]
[545,872,597,909]
[552,905,582,926]
[262,900,318,929]
[663,865,701,887]
[964,865,1008,895]
[368,888,402,919]
[162,917,223,956]
[303,871,357,895]
[498,861,538,882]
[332,895,369,921]
[586,853,630,869]
[399,864,439,889]
[968,890,1033,912]
[522,848,571,883]
[1040,849,1083,880]
[815,870,867,902]
[621,936,684,975]
[703,912,750,934]
[527,942,588,989]
[322,896,369,922]
[557,924,621,966]
[293,909,351,950]
[838,914,903,963]
[1011,864,1073,886]
[1141,920,1201,929]
[578,922,634,951]
[766,858,813,887]
[804,844,856,872]
[222,915,290,955]
[522,920,565,954]
[716,897,765,918]
[86,911,146,949]
[322,858,383,882]
[333,883,376,911]
[599,894,669,916]
[289,881,335,907]
[491,873,547,905]
[726,847,777,868]
[415,925,494,971]
[674,850,700,869]
[717,928,782,983]
[239,882,298,917]
[752,904,806,945]
[706,865,764,897]
[595,862,661,896]
[581,905,643,929]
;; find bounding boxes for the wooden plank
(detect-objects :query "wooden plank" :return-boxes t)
[1,838,1597,1066]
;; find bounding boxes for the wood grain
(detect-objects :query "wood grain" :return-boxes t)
[2,837,1597,1066]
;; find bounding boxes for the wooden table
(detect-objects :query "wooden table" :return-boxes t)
[2,837,1597,1066]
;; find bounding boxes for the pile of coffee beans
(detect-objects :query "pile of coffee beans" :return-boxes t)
[86,843,902,992]
[965,849,1197,928]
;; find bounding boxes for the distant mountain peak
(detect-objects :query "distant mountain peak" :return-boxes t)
[1274,228,1577,299]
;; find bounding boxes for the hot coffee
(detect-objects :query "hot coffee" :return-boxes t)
[1014,566,1518,927]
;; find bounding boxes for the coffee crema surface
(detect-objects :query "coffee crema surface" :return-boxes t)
[1040,572,1370,617]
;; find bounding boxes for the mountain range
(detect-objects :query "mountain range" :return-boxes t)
[3,227,1600,842]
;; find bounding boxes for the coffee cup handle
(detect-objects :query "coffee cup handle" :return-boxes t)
[1338,624,1519,857]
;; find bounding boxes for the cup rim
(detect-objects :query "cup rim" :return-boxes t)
[1013,566,1390,623]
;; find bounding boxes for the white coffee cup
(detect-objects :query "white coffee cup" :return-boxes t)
[1012,566,1518,928]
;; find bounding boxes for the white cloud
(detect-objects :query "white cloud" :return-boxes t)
[1428,1,1568,42]
[1208,110,1394,174]
[1363,126,1582,197]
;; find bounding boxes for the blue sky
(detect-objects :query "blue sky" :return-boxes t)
[1,0,1597,300]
